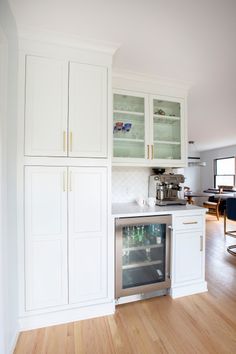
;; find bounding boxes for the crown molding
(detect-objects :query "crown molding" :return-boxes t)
[113,68,193,92]
[17,26,120,55]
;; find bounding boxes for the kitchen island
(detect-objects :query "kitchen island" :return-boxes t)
[113,203,208,300]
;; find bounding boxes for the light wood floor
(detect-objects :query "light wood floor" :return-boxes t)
[14,215,236,354]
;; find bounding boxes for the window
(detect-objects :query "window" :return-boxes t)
[214,157,235,188]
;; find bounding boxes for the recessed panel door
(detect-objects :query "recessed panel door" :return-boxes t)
[68,167,108,304]
[174,231,203,284]
[25,166,68,310]
[69,63,108,157]
[25,56,68,156]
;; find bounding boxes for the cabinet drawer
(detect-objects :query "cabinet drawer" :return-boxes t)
[174,215,203,230]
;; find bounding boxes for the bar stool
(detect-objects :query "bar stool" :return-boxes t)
[203,196,221,220]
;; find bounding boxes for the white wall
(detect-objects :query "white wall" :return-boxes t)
[183,166,201,192]
[0,1,19,353]
[200,145,236,191]
[0,29,8,354]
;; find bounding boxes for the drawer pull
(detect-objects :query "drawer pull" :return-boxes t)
[63,131,67,152]
[183,221,198,225]
[63,171,67,192]
[69,171,72,192]
[147,145,150,159]
[70,132,73,152]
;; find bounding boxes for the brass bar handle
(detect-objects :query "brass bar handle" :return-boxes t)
[63,131,67,152]
[70,132,73,152]
[63,171,66,192]
[147,145,150,159]
[200,235,203,252]
[151,145,154,159]
[69,171,72,192]
[183,221,198,225]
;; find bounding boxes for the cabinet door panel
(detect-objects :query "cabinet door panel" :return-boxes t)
[25,56,68,156]
[25,167,68,310]
[70,237,105,301]
[68,167,107,303]
[150,95,186,165]
[113,90,148,163]
[28,239,66,310]
[69,62,107,157]
[174,231,203,284]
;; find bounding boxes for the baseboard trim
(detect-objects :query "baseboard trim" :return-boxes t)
[10,327,20,354]
[19,301,115,331]
[170,281,208,299]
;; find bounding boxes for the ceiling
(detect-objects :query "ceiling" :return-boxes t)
[9,0,236,151]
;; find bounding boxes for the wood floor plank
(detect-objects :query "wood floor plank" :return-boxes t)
[14,215,236,353]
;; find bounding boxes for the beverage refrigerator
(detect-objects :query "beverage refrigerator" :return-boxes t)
[115,215,172,298]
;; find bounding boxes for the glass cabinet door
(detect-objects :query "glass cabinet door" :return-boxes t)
[113,92,146,159]
[121,223,166,289]
[152,98,182,160]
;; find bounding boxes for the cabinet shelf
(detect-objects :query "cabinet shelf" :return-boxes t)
[153,114,180,120]
[114,109,144,116]
[122,259,162,270]
[123,244,163,252]
[113,138,144,143]
[154,140,181,145]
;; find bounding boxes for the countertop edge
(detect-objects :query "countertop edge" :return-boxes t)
[112,202,206,218]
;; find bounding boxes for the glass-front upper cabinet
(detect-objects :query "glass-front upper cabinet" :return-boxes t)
[151,96,183,161]
[113,91,148,161]
[112,89,186,167]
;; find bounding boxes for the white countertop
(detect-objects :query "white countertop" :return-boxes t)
[112,202,206,218]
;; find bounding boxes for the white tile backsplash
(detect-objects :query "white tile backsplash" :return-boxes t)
[112,166,181,203]
[112,167,153,203]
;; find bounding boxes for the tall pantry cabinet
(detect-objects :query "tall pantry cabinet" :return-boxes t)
[18,37,116,329]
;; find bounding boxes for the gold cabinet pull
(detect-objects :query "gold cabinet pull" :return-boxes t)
[183,221,198,225]
[63,131,67,152]
[70,132,73,152]
[151,145,154,159]
[69,171,72,192]
[63,171,66,192]
[200,235,203,252]
[147,145,150,159]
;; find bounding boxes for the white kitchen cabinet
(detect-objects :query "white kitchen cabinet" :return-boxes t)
[69,63,107,157]
[171,213,207,298]
[112,205,207,302]
[18,39,114,329]
[25,166,108,311]
[25,166,68,310]
[24,56,108,158]
[174,231,203,283]
[25,56,68,157]
[113,91,149,161]
[112,89,187,167]
[151,95,185,162]
[68,167,107,303]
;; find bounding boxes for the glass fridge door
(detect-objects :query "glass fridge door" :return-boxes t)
[116,215,171,298]
[113,93,146,159]
[152,98,182,160]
